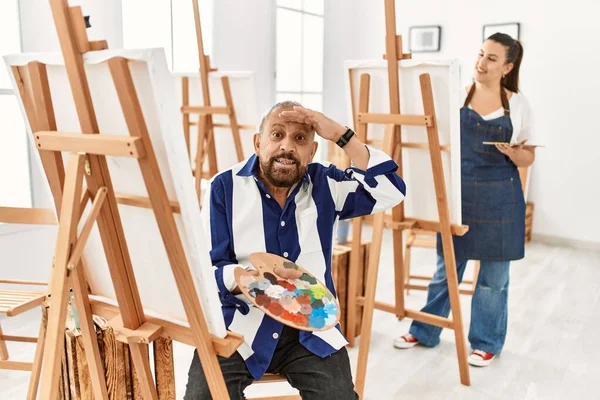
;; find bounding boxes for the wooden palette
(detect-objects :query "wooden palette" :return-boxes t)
[234,253,340,332]
[482,141,545,148]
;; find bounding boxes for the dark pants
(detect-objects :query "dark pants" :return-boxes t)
[184,325,358,399]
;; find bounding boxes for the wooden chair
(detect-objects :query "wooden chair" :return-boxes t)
[0,206,55,399]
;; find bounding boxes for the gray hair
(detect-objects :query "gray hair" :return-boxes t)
[257,100,303,135]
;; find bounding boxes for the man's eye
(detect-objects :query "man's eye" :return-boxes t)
[272,132,282,138]
[296,135,306,141]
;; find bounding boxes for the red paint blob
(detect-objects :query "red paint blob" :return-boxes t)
[277,280,296,291]
[281,311,296,321]
[293,314,308,326]
[267,302,283,316]
[296,294,312,305]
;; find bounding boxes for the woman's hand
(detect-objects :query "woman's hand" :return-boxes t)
[495,138,535,167]
[279,106,346,142]
[495,138,527,157]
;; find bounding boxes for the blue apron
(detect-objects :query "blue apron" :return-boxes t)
[437,89,526,261]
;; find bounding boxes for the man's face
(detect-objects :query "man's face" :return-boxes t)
[254,107,318,188]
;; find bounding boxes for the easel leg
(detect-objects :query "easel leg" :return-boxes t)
[206,118,218,177]
[354,213,386,399]
[221,76,244,163]
[195,115,207,200]
[404,232,413,295]
[39,154,86,400]
[70,267,109,399]
[420,74,470,386]
[346,73,371,348]
[129,343,159,400]
[354,121,396,399]
[390,128,406,319]
[442,248,470,385]
[26,305,48,400]
[0,323,8,361]
[346,218,362,348]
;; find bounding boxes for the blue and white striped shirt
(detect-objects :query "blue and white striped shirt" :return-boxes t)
[200,146,406,379]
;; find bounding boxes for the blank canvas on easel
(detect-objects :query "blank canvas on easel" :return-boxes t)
[5,48,227,338]
[345,59,462,225]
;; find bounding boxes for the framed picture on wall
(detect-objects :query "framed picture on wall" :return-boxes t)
[408,25,441,52]
[483,22,520,41]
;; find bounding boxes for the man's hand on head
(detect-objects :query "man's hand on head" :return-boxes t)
[279,106,346,142]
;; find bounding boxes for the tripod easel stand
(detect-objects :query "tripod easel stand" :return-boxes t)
[344,1,471,397]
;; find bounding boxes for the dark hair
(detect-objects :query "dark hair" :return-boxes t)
[487,32,523,93]
[258,100,303,134]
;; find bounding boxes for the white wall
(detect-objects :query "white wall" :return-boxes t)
[323,0,600,247]
[212,0,276,118]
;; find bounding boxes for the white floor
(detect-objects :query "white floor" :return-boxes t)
[2,235,599,399]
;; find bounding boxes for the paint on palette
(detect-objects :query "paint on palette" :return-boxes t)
[239,272,339,330]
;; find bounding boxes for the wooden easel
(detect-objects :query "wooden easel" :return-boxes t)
[181,0,246,200]
[344,1,471,397]
[10,1,243,399]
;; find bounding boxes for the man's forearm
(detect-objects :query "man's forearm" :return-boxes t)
[341,135,370,170]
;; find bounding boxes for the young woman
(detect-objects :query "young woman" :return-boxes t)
[393,33,535,367]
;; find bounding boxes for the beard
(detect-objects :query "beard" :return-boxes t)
[259,152,306,188]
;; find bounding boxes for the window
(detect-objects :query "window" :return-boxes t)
[275,0,324,111]
[122,0,213,71]
[0,0,32,210]
[275,0,325,160]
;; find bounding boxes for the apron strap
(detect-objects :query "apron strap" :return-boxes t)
[464,84,511,117]
[500,86,511,117]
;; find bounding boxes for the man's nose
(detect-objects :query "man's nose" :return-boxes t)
[280,136,296,153]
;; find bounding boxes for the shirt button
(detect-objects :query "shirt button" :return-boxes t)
[272,332,279,339]
[283,252,289,258]
[266,194,271,199]
[280,221,286,227]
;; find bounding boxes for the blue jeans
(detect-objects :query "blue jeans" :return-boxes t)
[409,254,510,355]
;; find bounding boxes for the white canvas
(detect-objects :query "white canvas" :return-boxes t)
[4,48,227,338]
[345,59,462,225]
[173,71,258,173]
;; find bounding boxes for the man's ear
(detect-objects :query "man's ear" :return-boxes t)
[253,133,261,155]
[309,140,319,161]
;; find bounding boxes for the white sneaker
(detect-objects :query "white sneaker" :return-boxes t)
[393,333,419,349]
[468,349,495,367]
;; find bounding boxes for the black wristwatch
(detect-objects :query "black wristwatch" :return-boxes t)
[335,127,355,148]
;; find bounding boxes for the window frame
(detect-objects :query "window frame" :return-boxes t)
[0,0,34,235]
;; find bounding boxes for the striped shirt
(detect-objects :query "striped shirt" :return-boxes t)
[201,146,406,379]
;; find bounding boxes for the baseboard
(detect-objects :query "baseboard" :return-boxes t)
[532,233,600,252]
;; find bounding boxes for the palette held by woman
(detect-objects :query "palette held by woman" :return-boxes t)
[234,252,340,331]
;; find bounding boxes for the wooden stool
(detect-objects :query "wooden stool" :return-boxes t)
[247,373,301,400]
[0,280,48,400]
[0,206,55,399]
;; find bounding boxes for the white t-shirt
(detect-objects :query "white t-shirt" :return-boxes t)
[461,87,535,144]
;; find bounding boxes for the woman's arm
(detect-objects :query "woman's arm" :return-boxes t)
[496,140,535,167]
